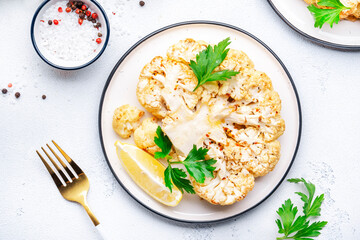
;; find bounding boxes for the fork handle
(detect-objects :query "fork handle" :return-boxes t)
[96,224,115,240]
[81,200,100,226]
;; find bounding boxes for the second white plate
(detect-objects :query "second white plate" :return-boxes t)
[99,21,302,223]
[268,0,360,50]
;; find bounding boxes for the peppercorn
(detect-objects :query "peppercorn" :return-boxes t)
[139,1,145,6]
[96,38,102,44]
[91,13,98,19]
[2,88,7,94]
[87,16,93,21]
[58,7,63,12]
[85,10,91,17]
[92,19,96,23]
[81,5,87,11]
[53,19,59,25]
[76,1,83,7]
[79,13,85,19]
[94,22,101,28]
[42,95,46,100]
[15,92,20,98]
[66,7,71,13]
[71,5,76,10]
[98,33,102,37]
[66,2,71,7]
[48,20,53,25]
[78,18,83,25]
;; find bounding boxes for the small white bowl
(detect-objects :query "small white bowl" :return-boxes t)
[31,0,110,70]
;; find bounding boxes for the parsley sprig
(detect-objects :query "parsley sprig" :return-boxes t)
[308,0,350,28]
[154,126,217,194]
[190,38,240,91]
[276,178,327,240]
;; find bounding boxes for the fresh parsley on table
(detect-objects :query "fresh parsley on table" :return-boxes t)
[154,126,217,194]
[307,0,350,28]
[190,37,240,91]
[276,178,327,240]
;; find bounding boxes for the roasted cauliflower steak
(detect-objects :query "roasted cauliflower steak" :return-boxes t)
[135,39,285,205]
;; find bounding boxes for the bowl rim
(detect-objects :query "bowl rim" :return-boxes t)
[30,0,110,70]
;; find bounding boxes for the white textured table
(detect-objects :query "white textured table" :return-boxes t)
[1,0,359,239]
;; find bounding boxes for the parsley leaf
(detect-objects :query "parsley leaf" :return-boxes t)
[164,165,195,194]
[275,178,327,240]
[154,127,217,194]
[182,145,217,183]
[154,126,172,160]
[307,0,350,28]
[190,37,240,91]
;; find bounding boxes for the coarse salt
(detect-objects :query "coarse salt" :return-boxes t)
[39,0,102,62]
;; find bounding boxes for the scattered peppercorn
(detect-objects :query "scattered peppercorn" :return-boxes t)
[48,20,53,25]
[91,13,98,19]
[8,83,12,88]
[87,16,93,21]
[139,1,145,6]
[75,9,80,14]
[66,7,71,13]
[71,5,76,10]
[78,18,83,25]
[53,19,59,25]
[15,92,20,98]
[79,13,85,19]
[58,7,63,12]
[81,5,87,11]
[96,22,101,28]
[98,33,102,37]
[85,10,91,17]
[2,88,7,94]
[66,2,71,7]
[92,19,96,23]
[96,38,102,44]
[42,95,46,100]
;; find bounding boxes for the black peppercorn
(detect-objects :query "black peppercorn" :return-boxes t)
[42,95,46,100]
[71,5,76,10]
[98,33,102,37]
[2,88,7,94]
[87,16,93,21]
[92,19,96,23]
[96,22,101,28]
[79,13,85,19]
[48,20,53,25]
[139,1,145,6]
[15,92,20,98]
[66,2,71,7]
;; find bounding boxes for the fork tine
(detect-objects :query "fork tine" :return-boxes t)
[52,140,83,175]
[46,144,76,180]
[36,150,63,187]
[41,147,69,184]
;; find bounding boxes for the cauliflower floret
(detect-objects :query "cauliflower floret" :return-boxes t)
[192,134,255,205]
[133,117,161,155]
[137,56,202,118]
[167,38,208,64]
[224,132,281,177]
[112,105,144,139]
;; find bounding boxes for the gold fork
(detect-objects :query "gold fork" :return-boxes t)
[36,140,99,226]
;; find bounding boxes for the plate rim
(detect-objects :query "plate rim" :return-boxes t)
[98,20,303,224]
[267,0,360,51]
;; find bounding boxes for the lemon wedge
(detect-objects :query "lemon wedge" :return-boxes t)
[115,141,182,207]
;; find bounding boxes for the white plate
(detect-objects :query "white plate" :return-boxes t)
[268,0,360,50]
[99,21,302,223]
